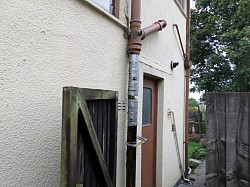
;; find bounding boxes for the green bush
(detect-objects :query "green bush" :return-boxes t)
[192,147,205,160]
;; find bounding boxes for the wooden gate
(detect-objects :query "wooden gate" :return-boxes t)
[61,87,118,187]
[206,93,249,186]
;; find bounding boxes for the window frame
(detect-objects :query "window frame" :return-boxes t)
[90,0,119,18]
[177,0,185,10]
[174,0,186,16]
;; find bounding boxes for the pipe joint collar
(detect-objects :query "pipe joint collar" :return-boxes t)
[155,20,167,30]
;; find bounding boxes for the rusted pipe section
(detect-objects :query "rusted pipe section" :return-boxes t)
[173,24,186,59]
[184,0,191,70]
[128,0,142,54]
[184,0,191,180]
[140,20,167,40]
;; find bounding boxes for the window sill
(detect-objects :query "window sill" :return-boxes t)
[83,0,127,28]
[174,0,187,18]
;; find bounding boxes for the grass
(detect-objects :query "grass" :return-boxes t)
[188,141,200,158]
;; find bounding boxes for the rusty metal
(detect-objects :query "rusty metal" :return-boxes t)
[173,24,186,59]
[184,0,191,180]
[140,20,167,40]
[128,0,142,54]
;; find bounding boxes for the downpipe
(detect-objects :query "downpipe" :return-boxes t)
[184,0,192,181]
[126,54,139,187]
[126,1,167,186]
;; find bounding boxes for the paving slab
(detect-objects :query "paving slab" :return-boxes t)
[177,160,206,187]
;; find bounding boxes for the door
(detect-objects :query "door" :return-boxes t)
[141,78,158,187]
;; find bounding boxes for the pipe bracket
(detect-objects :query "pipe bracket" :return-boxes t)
[126,136,148,148]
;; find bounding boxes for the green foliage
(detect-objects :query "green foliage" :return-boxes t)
[189,141,206,160]
[188,141,200,158]
[189,107,198,112]
[192,147,206,160]
[190,0,250,92]
[189,98,198,107]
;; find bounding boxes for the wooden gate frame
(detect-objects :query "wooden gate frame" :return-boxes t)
[61,87,118,187]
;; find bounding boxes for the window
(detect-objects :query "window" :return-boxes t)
[91,0,119,17]
[142,88,152,125]
[177,0,185,10]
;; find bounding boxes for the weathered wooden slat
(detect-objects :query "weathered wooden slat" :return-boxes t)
[93,100,100,187]
[226,93,240,186]
[98,100,104,152]
[102,100,107,164]
[61,87,79,187]
[206,93,250,187]
[235,94,249,186]
[105,100,110,172]
[206,93,225,186]
[63,87,117,100]
[79,99,113,187]
[75,124,81,183]
[110,99,118,185]
[83,117,93,187]
[86,100,97,187]
[79,134,84,183]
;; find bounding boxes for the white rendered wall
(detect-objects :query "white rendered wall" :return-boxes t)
[0,0,128,186]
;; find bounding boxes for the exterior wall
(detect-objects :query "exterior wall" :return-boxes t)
[0,0,128,186]
[136,0,187,186]
[0,0,187,187]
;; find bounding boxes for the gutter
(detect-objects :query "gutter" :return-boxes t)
[126,1,166,186]
[184,0,192,180]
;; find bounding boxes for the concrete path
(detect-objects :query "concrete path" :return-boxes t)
[177,160,206,187]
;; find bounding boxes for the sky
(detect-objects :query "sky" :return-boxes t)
[189,83,203,101]
[190,0,195,9]
[189,90,202,101]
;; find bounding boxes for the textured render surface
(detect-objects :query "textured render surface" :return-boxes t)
[136,0,187,186]
[0,0,128,186]
[1,0,187,186]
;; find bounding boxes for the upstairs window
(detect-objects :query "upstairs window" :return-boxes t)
[177,0,185,10]
[91,0,119,17]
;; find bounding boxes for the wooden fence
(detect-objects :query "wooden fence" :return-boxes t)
[206,93,249,186]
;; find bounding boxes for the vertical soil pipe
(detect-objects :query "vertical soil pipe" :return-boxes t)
[128,0,142,54]
[127,1,141,187]
[184,0,191,179]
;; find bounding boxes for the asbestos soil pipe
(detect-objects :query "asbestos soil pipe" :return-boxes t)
[126,1,141,186]
[184,0,191,179]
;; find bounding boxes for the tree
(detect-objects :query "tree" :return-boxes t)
[190,0,250,93]
[189,98,198,107]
